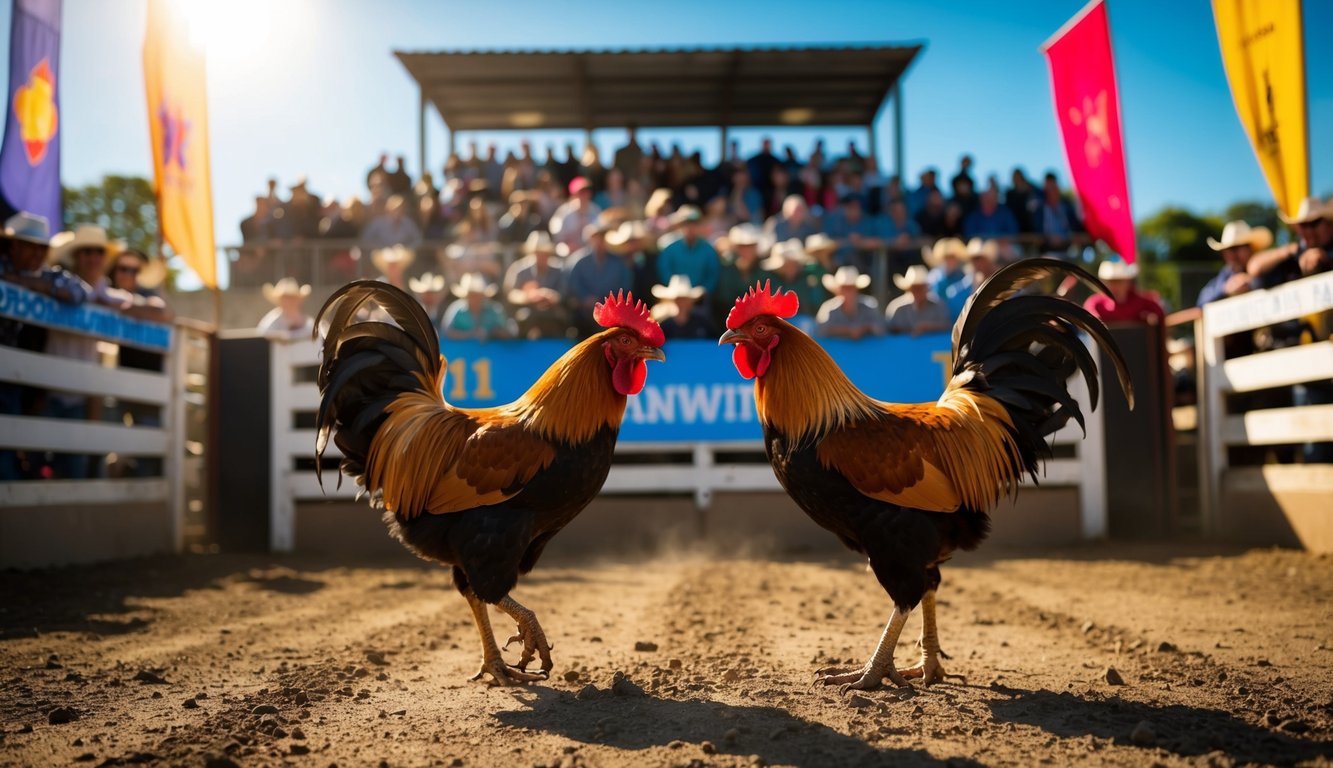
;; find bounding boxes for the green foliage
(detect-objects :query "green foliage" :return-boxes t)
[62,175,159,256]
[1135,206,1224,263]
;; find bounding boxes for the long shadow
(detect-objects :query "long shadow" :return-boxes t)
[987,688,1331,765]
[495,686,980,767]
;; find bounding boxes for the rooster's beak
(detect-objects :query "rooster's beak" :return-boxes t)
[640,347,667,362]
[718,329,746,346]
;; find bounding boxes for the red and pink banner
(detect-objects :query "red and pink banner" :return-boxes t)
[1042,0,1136,262]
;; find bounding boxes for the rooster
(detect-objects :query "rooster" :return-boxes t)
[315,281,665,685]
[719,258,1132,692]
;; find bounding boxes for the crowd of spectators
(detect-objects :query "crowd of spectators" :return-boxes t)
[0,214,174,480]
[238,133,1101,341]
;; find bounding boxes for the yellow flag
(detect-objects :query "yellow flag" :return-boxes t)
[143,0,217,288]
[1212,0,1309,220]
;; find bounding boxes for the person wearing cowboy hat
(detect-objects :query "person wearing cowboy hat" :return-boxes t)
[442,273,516,342]
[764,194,820,245]
[651,274,711,340]
[942,238,1000,321]
[0,212,88,306]
[565,219,632,338]
[804,233,838,273]
[372,243,415,290]
[657,205,720,295]
[504,232,570,339]
[1083,257,1164,325]
[409,272,450,330]
[257,278,314,336]
[50,224,135,310]
[715,223,770,322]
[605,219,659,303]
[106,248,174,323]
[922,236,968,301]
[1245,196,1333,287]
[816,266,884,340]
[886,264,950,336]
[549,175,603,252]
[762,238,825,317]
[1196,220,1275,307]
[362,194,423,250]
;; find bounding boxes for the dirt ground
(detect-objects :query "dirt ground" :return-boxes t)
[2,543,1331,767]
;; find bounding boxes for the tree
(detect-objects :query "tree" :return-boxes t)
[1135,206,1224,263]
[62,175,159,256]
[1222,200,1281,238]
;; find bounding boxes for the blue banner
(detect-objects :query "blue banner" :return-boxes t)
[0,281,172,351]
[0,0,62,226]
[437,334,954,443]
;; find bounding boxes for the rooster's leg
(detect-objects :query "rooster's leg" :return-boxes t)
[898,590,964,686]
[463,590,546,686]
[816,606,912,693]
[498,595,554,675]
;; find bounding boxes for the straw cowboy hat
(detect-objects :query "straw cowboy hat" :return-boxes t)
[761,238,809,271]
[1097,258,1138,281]
[2,212,50,245]
[1279,196,1331,226]
[49,224,122,266]
[262,277,312,304]
[1207,220,1273,251]
[822,265,872,293]
[651,274,706,301]
[606,220,649,249]
[371,244,415,273]
[804,233,837,257]
[523,231,557,255]
[728,223,761,247]
[451,272,497,299]
[409,272,446,294]
[922,237,967,267]
[892,264,932,291]
[966,238,998,261]
[669,205,702,226]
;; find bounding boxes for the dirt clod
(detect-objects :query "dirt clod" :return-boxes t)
[47,707,78,725]
[1129,721,1155,746]
[1103,667,1126,685]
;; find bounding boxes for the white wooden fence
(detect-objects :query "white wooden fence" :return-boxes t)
[268,336,1108,551]
[1198,271,1333,530]
[0,286,192,556]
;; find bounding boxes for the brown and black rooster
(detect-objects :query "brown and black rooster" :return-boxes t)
[720,258,1132,692]
[315,282,664,685]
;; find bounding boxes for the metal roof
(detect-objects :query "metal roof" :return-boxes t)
[393,44,923,132]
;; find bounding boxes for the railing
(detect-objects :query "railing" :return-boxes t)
[267,334,1106,552]
[1196,271,1333,534]
[0,282,207,565]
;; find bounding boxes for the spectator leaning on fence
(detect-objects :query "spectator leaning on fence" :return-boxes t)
[106,249,173,324]
[1245,196,1333,289]
[656,206,720,295]
[816,266,884,340]
[372,244,414,291]
[651,275,712,340]
[923,236,968,301]
[409,272,449,331]
[1083,257,1165,325]
[886,265,951,336]
[442,273,515,341]
[1197,220,1274,307]
[257,278,314,337]
[944,238,999,321]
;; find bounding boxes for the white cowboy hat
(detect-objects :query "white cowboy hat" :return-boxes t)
[49,224,123,266]
[606,220,649,249]
[804,233,837,256]
[822,265,871,292]
[668,205,702,226]
[728,223,761,247]
[1207,220,1274,251]
[2,212,50,245]
[651,274,705,301]
[892,264,932,291]
[1097,258,1138,281]
[262,277,312,304]
[451,272,497,299]
[922,237,966,267]
[760,238,809,271]
[1279,196,1331,226]
[409,272,446,294]
[372,244,415,273]
[966,238,997,261]
[523,231,556,254]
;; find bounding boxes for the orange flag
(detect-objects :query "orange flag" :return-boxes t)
[143,0,217,288]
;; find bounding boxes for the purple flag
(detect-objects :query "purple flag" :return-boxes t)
[0,0,62,227]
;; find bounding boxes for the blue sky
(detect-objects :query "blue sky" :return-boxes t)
[3,0,1331,260]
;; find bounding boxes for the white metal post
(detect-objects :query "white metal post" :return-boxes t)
[269,339,295,552]
[165,325,188,552]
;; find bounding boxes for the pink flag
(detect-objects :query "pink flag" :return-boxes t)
[1042,0,1136,262]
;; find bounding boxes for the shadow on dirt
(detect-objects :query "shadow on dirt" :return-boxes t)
[987,687,1328,765]
[495,686,981,768]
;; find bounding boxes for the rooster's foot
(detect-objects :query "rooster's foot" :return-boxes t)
[499,596,554,674]
[470,656,548,687]
[815,664,910,694]
[898,655,963,687]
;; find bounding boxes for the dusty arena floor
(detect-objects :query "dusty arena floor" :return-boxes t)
[2,544,1331,767]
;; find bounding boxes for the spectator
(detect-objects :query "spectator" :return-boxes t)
[51,225,133,310]
[106,249,173,323]
[825,195,887,273]
[372,244,414,291]
[748,137,780,201]
[567,221,631,336]
[441,241,502,284]
[651,275,712,340]
[714,224,768,322]
[765,194,820,244]
[596,167,629,211]
[257,278,314,337]
[914,189,949,237]
[643,187,677,239]
[727,165,764,224]
[481,144,504,193]
[804,233,838,276]
[498,191,544,246]
[761,239,825,319]
[319,197,361,239]
[908,168,940,215]
[1005,168,1038,232]
[409,272,449,330]
[442,273,515,341]
[1083,257,1165,324]
[951,174,978,219]
[550,176,602,252]
[1197,220,1273,306]
[1247,196,1333,287]
[284,177,322,239]
[963,188,1019,239]
[453,196,500,247]
[816,266,884,340]
[613,124,644,181]
[366,153,389,190]
[417,195,450,240]
[1035,173,1083,253]
[699,197,731,244]
[605,220,659,302]
[886,265,951,335]
[766,164,802,218]
[240,195,273,243]
[505,232,570,339]
[361,194,422,249]
[944,238,999,320]
[923,237,968,300]
[656,206,720,294]
[387,155,413,197]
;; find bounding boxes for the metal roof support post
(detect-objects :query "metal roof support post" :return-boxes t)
[418,87,428,179]
[892,82,904,181]
[866,122,878,166]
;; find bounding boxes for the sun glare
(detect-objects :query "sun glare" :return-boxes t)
[179,0,288,61]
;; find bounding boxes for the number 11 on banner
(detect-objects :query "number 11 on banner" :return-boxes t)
[446,358,497,401]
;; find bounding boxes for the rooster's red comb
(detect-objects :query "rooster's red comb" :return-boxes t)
[726,280,800,330]
[594,290,665,346]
